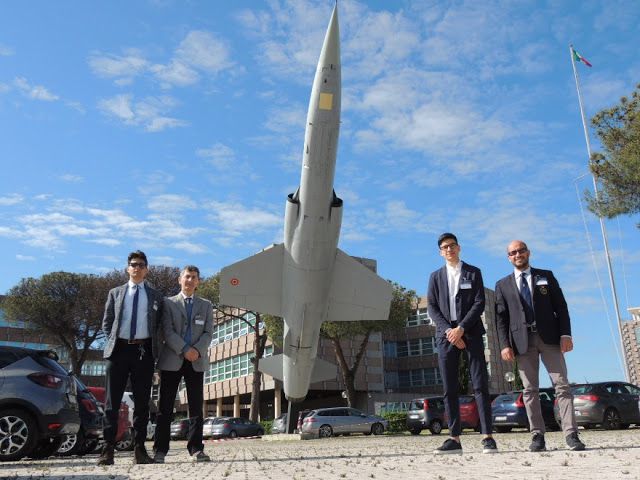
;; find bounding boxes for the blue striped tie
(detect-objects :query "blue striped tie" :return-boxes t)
[520,273,533,310]
[129,285,139,340]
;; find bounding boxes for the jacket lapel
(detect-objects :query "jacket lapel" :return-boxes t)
[439,266,451,320]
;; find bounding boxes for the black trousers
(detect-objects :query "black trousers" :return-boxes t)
[437,333,493,436]
[103,339,154,446]
[154,360,204,455]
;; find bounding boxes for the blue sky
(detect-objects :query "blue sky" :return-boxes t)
[1,0,639,385]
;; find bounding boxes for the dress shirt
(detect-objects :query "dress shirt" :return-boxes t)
[118,280,150,339]
[513,267,571,339]
[446,261,462,323]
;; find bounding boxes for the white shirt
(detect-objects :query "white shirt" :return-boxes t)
[118,280,150,339]
[513,267,532,295]
[446,261,462,322]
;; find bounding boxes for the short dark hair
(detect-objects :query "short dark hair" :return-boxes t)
[127,250,148,266]
[437,233,458,247]
[181,265,200,279]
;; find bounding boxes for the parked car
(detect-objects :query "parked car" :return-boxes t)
[203,417,224,439]
[170,418,190,440]
[555,382,640,430]
[209,417,264,439]
[87,387,132,451]
[296,409,311,433]
[459,395,480,431]
[406,396,447,435]
[492,388,559,433]
[272,413,288,434]
[0,346,80,461]
[300,407,388,439]
[57,376,104,456]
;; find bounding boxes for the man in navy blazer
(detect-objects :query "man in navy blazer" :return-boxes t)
[495,240,585,452]
[427,233,496,454]
[98,250,164,465]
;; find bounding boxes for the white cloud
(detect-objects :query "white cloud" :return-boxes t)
[88,49,149,84]
[175,30,233,74]
[98,94,187,132]
[173,241,208,254]
[0,194,24,206]
[14,77,59,101]
[59,174,83,183]
[196,143,236,169]
[147,194,197,212]
[206,201,281,237]
[0,44,14,56]
[16,254,36,261]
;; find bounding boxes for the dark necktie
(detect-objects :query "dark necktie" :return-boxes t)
[184,297,193,345]
[129,285,139,340]
[520,272,533,311]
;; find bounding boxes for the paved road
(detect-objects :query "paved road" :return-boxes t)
[2,429,640,479]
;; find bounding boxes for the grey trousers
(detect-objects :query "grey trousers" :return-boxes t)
[517,332,577,435]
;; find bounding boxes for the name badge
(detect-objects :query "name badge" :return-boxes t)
[460,282,472,290]
[195,320,205,325]
[536,278,548,286]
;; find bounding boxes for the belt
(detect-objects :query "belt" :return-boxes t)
[117,338,151,345]
[526,324,537,333]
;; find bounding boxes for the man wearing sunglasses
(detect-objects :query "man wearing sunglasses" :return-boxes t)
[427,233,497,454]
[98,250,164,465]
[495,240,585,452]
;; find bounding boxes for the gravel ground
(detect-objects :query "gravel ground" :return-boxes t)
[2,429,640,479]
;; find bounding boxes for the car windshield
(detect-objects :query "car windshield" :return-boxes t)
[572,385,594,395]
[214,418,230,424]
[494,393,519,403]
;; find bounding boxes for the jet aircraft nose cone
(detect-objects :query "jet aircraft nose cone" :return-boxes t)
[319,4,340,67]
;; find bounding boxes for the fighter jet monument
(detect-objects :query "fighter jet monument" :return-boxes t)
[219,4,392,402]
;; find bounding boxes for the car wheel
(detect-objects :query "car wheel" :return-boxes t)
[318,424,333,438]
[429,419,443,435]
[409,428,422,435]
[229,430,238,438]
[494,426,512,433]
[115,428,134,451]
[371,423,384,435]
[57,432,80,456]
[29,437,64,459]
[0,409,39,461]
[602,408,622,430]
[82,438,100,455]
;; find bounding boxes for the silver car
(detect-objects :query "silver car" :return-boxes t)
[202,416,223,439]
[300,407,387,439]
[0,346,80,461]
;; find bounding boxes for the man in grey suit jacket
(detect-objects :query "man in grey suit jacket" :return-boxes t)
[495,240,585,452]
[153,265,214,463]
[98,250,164,466]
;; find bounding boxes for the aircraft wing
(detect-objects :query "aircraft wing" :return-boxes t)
[259,354,338,383]
[326,248,393,322]
[219,243,284,316]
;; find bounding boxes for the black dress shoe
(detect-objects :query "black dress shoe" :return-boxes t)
[97,444,115,466]
[529,433,546,452]
[133,445,155,464]
[433,438,463,454]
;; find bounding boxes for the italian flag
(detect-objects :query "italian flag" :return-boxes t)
[573,49,592,67]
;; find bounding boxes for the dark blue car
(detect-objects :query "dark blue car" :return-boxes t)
[491,388,559,433]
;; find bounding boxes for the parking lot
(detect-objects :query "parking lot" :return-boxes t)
[2,429,640,479]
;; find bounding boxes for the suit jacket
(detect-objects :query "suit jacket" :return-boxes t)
[157,294,214,372]
[102,282,164,360]
[426,261,486,340]
[495,268,571,355]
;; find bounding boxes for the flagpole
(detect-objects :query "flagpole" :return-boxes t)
[569,44,629,381]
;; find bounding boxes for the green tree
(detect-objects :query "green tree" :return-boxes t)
[321,282,417,407]
[587,82,640,225]
[1,271,121,373]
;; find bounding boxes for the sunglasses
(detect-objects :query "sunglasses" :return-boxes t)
[129,262,147,269]
[507,247,528,257]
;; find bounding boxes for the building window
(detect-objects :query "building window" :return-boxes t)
[80,360,107,376]
[406,308,433,327]
[384,371,398,389]
[393,337,436,358]
[383,341,397,358]
[396,367,442,388]
[210,313,256,346]
[635,327,640,347]
[204,346,273,384]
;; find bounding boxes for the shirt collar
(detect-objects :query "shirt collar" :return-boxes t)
[514,267,531,278]
[446,261,462,274]
[180,291,193,301]
[128,280,144,289]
